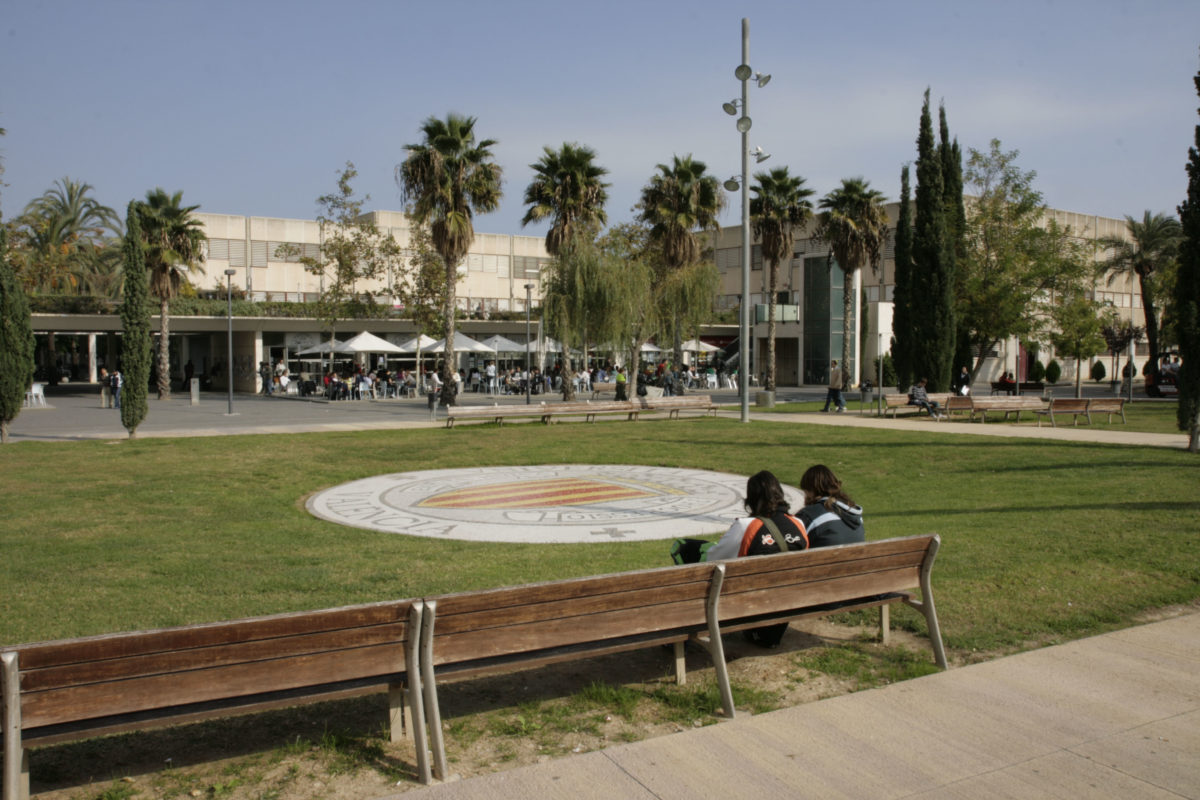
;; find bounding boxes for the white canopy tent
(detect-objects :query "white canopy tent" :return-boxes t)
[427,332,496,354]
[295,339,344,356]
[333,331,407,355]
[397,334,438,352]
[682,339,720,353]
[478,334,526,353]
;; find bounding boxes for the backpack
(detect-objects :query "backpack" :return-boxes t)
[109,372,121,389]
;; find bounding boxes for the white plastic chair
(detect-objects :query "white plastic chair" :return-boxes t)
[28,382,47,407]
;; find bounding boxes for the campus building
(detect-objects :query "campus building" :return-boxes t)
[31,204,1146,392]
[711,204,1144,388]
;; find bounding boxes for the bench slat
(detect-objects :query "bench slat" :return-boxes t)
[20,641,408,730]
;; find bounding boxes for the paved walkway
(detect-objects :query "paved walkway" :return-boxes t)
[394,612,1200,799]
[7,384,1189,449]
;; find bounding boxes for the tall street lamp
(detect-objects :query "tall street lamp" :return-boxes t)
[524,283,534,405]
[722,17,770,423]
[225,268,236,416]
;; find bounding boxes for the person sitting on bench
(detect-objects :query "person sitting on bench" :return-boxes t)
[909,378,944,419]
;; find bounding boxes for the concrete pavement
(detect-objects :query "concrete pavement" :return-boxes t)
[395,612,1200,799]
[7,383,1189,449]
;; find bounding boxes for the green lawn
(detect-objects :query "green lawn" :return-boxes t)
[2,418,1197,659]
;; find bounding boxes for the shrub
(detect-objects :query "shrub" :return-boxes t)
[873,354,898,389]
[1090,361,1107,382]
[1044,360,1061,384]
[1027,359,1046,382]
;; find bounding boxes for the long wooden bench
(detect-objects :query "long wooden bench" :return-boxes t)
[2,599,432,800]
[967,396,1047,422]
[943,395,974,419]
[414,535,946,777]
[444,401,643,427]
[1087,397,1127,424]
[1035,397,1090,427]
[647,394,718,418]
[882,393,952,418]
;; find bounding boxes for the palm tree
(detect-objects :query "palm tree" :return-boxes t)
[751,167,814,392]
[397,114,502,406]
[637,154,724,371]
[1102,211,1183,375]
[522,142,610,257]
[18,177,120,293]
[137,189,206,400]
[814,178,889,389]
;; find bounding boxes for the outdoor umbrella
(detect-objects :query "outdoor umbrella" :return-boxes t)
[397,334,439,352]
[682,339,720,353]
[295,339,344,356]
[427,332,497,354]
[478,334,526,353]
[333,331,406,354]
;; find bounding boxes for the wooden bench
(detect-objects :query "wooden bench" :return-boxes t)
[444,401,642,428]
[1086,397,1127,424]
[590,381,617,399]
[2,599,433,800]
[414,535,946,776]
[1035,397,1091,427]
[967,396,1047,423]
[943,395,974,419]
[646,395,718,419]
[1018,381,1045,395]
[882,393,951,419]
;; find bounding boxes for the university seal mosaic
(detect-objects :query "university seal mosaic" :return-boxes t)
[306,465,804,544]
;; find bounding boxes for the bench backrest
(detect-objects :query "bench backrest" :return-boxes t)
[717,536,935,621]
[425,563,714,672]
[1050,398,1089,411]
[1087,398,1123,411]
[7,599,417,733]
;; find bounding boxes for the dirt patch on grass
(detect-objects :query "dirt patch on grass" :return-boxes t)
[29,618,937,800]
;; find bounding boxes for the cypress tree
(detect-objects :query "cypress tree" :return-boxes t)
[120,201,152,438]
[891,165,915,390]
[0,222,36,444]
[1176,55,1200,452]
[940,105,972,379]
[912,88,953,390]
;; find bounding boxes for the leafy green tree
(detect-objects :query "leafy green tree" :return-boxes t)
[1049,290,1106,398]
[398,114,502,405]
[137,189,206,399]
[299,164,403,359]
[637,154,725,370]
[120,202,152,438]
[751,166,813,392]
[0,222,36,444]
[912,89,954,391]
[1175,55,1200,451]
[815,177,888,390]
[891,165,915,389]
[521,142,610,257]
[1101,211,1183,373]
[594,222,656,382]
[399,219,449,378]
[1100,313,1142,386]
[958,140,1091,379]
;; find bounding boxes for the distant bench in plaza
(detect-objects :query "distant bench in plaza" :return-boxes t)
[882,393,952,419]
[444,396,717,427]
[942,395,1047,422]
[1035,397,1127,427]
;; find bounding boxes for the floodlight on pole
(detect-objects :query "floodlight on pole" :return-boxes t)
[524,283,534,405]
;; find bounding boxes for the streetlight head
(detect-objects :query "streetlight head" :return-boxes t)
[224,269,236,276]
[722,100,738,116]
[736,116,752,133]
[752,146,771,163]
[755,72,771,88]
[734,64,753,81]
[524,283,534,291]
[723,177,741,192]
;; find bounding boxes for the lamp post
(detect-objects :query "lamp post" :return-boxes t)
[524,283,533,405]
[225,268,236,416]
[722,18,769,423]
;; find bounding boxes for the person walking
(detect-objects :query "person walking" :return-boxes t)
[109,368,123,410]
[822,359,846,412]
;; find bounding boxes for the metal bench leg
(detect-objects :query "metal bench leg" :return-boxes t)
[419,601,449,782]
[696,564,735,718]
[403,602,432,784]
[3,651,29,800]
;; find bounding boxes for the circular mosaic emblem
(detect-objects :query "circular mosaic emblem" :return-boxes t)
[306,465,804,544]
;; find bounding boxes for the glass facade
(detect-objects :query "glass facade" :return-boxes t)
[803,256,853,384]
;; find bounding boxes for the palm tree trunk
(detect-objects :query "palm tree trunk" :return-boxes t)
[158,297,171,400]
[766,260,778,392]
[841,268,855,393]
[1138,272,1159,378]
[441,264,457,407]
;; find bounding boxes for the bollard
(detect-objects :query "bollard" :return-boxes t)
[428,391,437,421]
[189,378,200,406]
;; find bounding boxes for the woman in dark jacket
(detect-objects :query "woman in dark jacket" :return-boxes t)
[795,464,865,548]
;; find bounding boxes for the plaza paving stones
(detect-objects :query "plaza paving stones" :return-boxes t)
[307,465,804,543]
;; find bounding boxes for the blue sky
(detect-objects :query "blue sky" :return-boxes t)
[2,0,1198,238]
